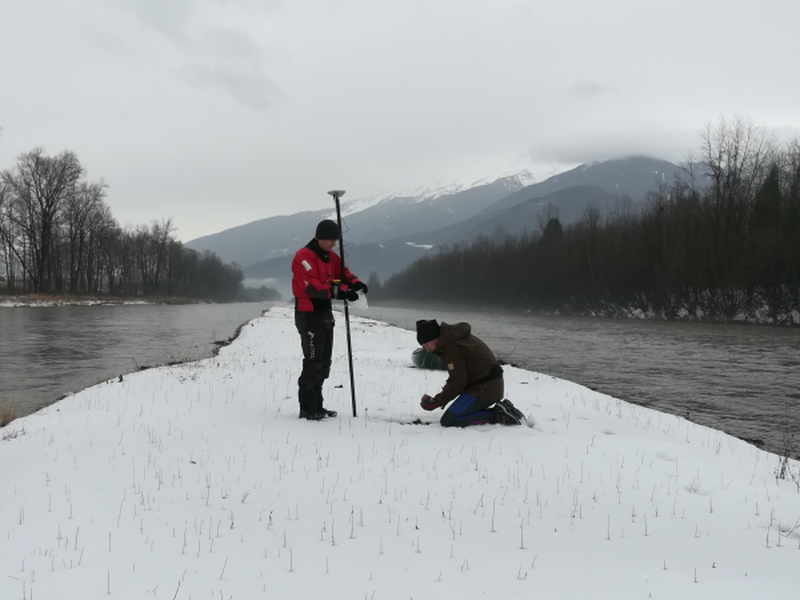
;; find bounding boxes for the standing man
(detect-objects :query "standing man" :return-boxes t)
[416,319,525,426]
[291,219,368,420]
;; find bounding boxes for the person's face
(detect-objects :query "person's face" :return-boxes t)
[317,239,337,252]
[422,339,437,352]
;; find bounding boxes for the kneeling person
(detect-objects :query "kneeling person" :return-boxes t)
[416,319,524,426]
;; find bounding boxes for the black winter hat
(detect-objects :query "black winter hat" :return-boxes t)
[315,219,340,240]
[416,319,441,345]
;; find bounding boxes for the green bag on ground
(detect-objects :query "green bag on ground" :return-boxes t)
[411,347,445,370]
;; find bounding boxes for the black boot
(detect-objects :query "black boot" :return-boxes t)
[316,384,337,418]
[299,408,326,420]
[501,399,526,422]
[493,401,523,425]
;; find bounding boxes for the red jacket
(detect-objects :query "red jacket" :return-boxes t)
[291,239,361,312]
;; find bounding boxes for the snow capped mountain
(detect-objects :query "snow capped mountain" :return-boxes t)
[323,169,542,221]
[321,193,387,219]
[467,168,540,191]
[408,169,541,202]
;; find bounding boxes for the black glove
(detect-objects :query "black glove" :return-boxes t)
[352,281,368,294]
[420,394,445,411]
[335,287,359,302]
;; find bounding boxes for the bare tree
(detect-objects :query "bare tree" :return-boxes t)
[150,218,175,295]
[1,146,244,300]
[60,179,108,293]
[0,180,11,287]
[1,148,84,292]
[83,201,117,294]
[701,118,778,286]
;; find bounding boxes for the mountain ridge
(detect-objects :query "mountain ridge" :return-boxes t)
[186,170,539,267]
[186,156,685,296]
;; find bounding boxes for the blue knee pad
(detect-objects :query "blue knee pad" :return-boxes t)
[447,394,478,418]
[441,394,494,427]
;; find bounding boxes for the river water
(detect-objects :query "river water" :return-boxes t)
[1,300,798,459]
[0,302,269,417]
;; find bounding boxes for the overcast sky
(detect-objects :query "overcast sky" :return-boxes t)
[1,0,798,242]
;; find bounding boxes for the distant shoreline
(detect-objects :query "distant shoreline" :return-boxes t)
[0,294,218,307]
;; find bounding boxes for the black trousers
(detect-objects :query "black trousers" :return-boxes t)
[295,310,334,412]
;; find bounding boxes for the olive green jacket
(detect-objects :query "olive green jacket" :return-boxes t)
[434,322,504,404]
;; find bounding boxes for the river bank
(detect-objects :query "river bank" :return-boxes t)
[3,298,799,460]
[0,293,214,307]
[1,305,797,600]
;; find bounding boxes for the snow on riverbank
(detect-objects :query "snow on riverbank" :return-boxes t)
[1,305,798,599]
